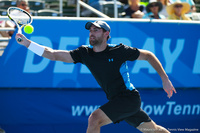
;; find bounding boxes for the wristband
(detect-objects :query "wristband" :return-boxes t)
[28,41,45,56]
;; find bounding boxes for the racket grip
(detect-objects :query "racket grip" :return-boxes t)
[18,37,22,42]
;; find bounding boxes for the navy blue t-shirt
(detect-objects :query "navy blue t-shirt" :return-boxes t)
[70,43,140,100]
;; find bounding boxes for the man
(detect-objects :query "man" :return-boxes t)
[16,0,30,12]
[143,0,166,19]
[15,20,176,133]
[0,0,30,37]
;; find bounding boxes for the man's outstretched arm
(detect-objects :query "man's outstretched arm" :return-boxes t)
[137,49,177,98]
[15,33,74,63]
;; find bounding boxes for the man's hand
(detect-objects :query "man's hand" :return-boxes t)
[163,79,177,98]
[15,33,31,48]
[131,10,144,18]
[137,49,177,99]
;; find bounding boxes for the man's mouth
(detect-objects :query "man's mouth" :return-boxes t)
[90,35,95,38]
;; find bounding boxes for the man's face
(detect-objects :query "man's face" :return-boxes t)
[173,4,183,15]
[89,25,105,46]
[150,3,159,14]
[18,1,29,12]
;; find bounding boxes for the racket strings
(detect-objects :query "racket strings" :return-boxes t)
[9,9,31,25]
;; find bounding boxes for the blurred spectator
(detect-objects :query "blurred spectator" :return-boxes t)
[0,0,30,37]
[0,16,14,38]
[120,0,129,10]
[157,0,170,17]
[87,0,118,11]
[124,0,146,18]
[82,0,124,17]
[81,0,106,17]
[166,0,191,20]
[87,0,104,11]
[0,128,5,133]
[143,0,166,19]
[170,0,196,12]
[16,0,30,13]
[120,0,128,4]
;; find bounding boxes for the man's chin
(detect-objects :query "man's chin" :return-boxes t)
[89,40,96,46]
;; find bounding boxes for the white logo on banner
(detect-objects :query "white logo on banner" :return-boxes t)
[23,37,200,74]
[71,102,200,116]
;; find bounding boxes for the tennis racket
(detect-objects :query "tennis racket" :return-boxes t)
[7,7,33,42]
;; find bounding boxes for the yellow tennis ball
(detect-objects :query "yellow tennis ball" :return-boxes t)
[24,24,34,34]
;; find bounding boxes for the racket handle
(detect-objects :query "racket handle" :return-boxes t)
[17,27,22,42]
[18,37,22,42]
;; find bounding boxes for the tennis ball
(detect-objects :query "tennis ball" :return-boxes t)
[24,24,34,34]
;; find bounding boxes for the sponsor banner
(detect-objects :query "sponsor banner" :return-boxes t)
[0,19,200,88]
[0,89,199,133]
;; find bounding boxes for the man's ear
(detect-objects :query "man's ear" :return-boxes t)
[105,31,109,37]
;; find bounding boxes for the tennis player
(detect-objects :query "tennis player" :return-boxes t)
[15,20,176,133]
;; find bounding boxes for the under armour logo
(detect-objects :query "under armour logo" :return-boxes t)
[108,58,114,62]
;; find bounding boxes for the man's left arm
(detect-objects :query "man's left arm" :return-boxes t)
[137,49,177,98]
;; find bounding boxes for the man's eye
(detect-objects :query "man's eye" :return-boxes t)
[89,28,98,32]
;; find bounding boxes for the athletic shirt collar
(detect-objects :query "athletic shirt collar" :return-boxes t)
[90,45,110,54]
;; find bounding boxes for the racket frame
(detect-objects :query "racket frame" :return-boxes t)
[7,7,33,42]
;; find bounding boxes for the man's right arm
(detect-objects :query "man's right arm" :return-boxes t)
[15,33,74,63]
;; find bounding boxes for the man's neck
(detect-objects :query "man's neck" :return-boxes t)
[93,43,108,52]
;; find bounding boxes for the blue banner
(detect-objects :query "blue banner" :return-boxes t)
[0,18,200,88]
[0,89,199,133]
